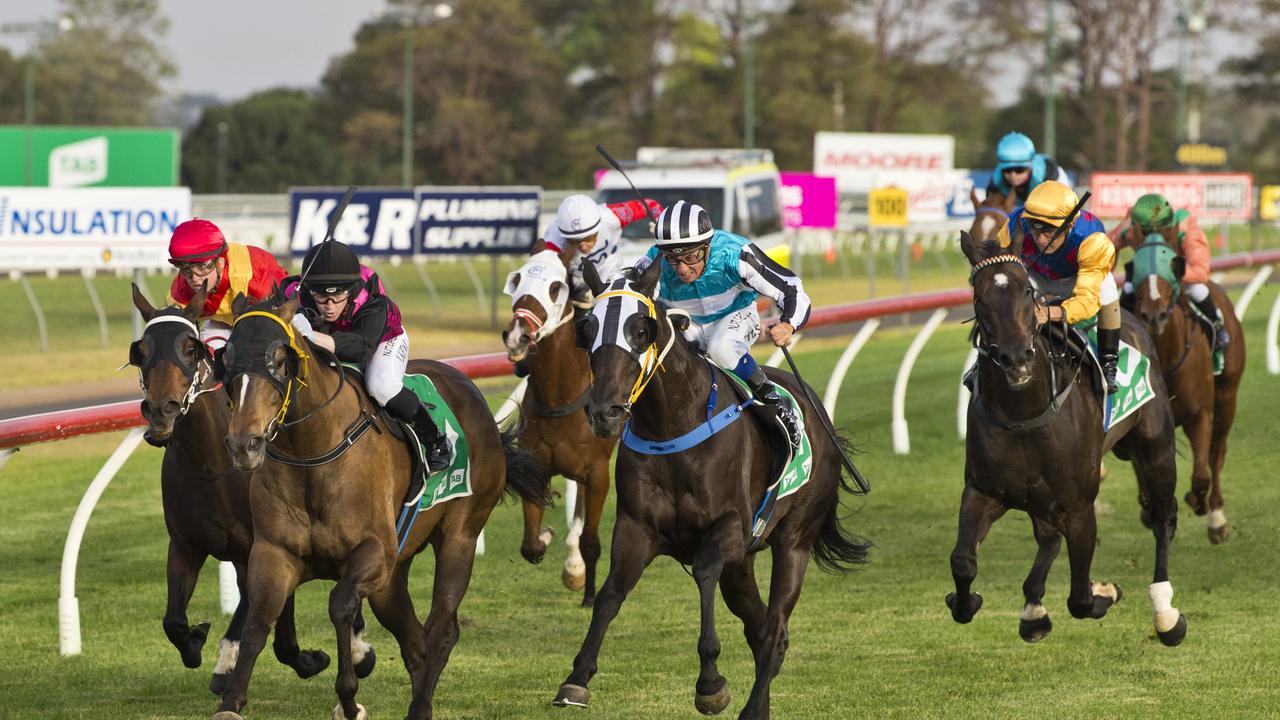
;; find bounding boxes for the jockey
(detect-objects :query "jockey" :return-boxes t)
[987,132,1070,206]
[541,193,662,301]
[287,241,451,472]
[166,218,287,351]
[1107,193,1229,348]
[996,181,1123,394]
[634,200,811,448]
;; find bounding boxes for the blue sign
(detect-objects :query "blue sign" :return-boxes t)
[289,187,541,256]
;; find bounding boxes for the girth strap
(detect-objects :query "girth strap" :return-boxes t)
[265,413,376,467]
[528,387,591,418]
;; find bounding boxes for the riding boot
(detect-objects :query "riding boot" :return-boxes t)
[1193,293,1230,348]
[1097,327,1121,395]
[746,368,803,449]
[386,387,452,473]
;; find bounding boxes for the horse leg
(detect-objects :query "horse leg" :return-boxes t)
[366,561,426,698]
[1018,518,1062,643]
[563,480,587,593]
[553,515,657,709]
[209,564,249,695]
[720,557,767,660]
[273,593,331,680]
[738,544,809,720]
[351,603,376,679]
[329,538,389,720]
[1062,507,1120,620]
[1132,434,1189,646]
[520,476,554,565]
[1206,390,1239,544]
[163,540,210,669]
[692,518,743,716]
[212,544,301,719]
[577,461,611,607]
[946,485,1005,624]
[1182,412,1213,517]
[406,534,480,720]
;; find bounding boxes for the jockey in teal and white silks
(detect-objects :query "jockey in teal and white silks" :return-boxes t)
[986,131,1070,206]
[633,200,811,447]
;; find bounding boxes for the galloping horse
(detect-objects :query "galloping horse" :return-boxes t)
[1129,236,1246,543]
[501,251,617,605]
[968,186,1018,241]
[211,291,549,720]
[952,232,1188,646]
[129,284,335,693]
[552,261,869,720]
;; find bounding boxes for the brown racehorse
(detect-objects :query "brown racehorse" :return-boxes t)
[129,284,338,694]
[211,291,549,720]
[1128,237,1246,543]
[501,252,616,606]
[968,186,1018,241]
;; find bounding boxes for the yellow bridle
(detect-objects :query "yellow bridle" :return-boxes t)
[591,288,678,409]
[232,310,311,425]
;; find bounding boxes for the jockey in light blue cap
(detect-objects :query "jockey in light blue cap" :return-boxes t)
[987,132,1069,205]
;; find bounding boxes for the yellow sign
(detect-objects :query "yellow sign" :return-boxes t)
[1175,143,1228,167]
[1261,186,1280,221]
[869,187,909,227]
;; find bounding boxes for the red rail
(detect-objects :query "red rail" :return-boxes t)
[5,249,1279,450]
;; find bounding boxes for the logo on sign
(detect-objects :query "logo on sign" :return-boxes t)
[49,136,108,188]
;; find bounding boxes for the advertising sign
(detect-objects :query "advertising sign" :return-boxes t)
[868,188,909,227]
[1175,143,1228,168]
[779,172,837,229]
[1089,173,1253,221]
[813,132,956,222]
[1260,186,1280,222]
[0,126,179,187]
[945,170,1079,218]
[0,187,191,270]
[290,187,541,256]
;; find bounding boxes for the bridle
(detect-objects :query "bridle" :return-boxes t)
[133,314,220,416]
[587,286,684,412]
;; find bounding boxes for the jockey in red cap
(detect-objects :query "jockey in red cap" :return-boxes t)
[165,218,287,350]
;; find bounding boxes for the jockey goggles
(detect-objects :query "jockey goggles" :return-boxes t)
[173,258,218,276]
[1001,166,1030,174]
[1024,218,1061,237]
[660,244,709,266]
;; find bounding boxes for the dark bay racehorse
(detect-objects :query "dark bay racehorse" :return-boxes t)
[953,232,1187,646]
[129,284,334,693]
[501,252,617,605]
[211,292,549,720]
[552,262,869,720]
[1129,237,1246,543]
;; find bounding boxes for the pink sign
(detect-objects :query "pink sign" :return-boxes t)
[780,172,837,229]
[1089,172,1253,221]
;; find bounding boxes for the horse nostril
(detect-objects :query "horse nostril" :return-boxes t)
[247,436,265,453]
[602,405,625,422]
[1158,311,1169,323]
[162,400,181,418]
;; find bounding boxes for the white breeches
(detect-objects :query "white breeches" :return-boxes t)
[366,331,410,407]
[1187,283,1209,302]
[681,306,761,370]
[1100,273,1120,305]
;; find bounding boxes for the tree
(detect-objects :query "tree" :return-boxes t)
[34,0,175,125]
[0,48,24,124]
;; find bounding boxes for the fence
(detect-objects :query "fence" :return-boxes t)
[3,250,1279,657]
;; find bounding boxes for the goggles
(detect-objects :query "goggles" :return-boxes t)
[173,258,218,277]
[310,289,350,305]
[1025,219,1061,237]
[1002,166,1030,174]
[660,245,709,267]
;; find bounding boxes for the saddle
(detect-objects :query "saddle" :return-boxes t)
[341,364,429,514]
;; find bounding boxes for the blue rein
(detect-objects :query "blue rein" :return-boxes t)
[621,363,754,455]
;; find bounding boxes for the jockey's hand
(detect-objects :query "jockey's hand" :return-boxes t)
[768,322,794,347]
[290,312,315,340]
[1034,304,1063,326]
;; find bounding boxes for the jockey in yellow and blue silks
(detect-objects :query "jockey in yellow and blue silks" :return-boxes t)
[996,181,1123,394]
[633,200,812,447]
[987,132,1070,206]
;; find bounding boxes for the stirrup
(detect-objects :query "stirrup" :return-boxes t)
[426,435,452,473]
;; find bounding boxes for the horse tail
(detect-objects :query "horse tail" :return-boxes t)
[499,417,552,507]
[811,430,872,574]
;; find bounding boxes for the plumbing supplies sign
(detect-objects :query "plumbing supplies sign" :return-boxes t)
[0,187,191,271]
[289,186,541,256]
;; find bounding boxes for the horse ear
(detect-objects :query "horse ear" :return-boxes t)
[131,282,156,322]
[1001,190,1017,212]
[1171,256,1186,281]
[582,260,605,296]
[969,187,980,210]
[959,230,979,265]
[183,281,209,321]
[231,292,250,317]
[279,290,301,319]
[635,256,662,297]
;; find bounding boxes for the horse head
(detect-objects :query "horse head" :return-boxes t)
[576,258,676,438]
[961,230,1039,389]
[1130,234,1186,336]
[219,290,307,470]
[129,282,210,442]
[968,186,1017,242]
[502,250,571,362]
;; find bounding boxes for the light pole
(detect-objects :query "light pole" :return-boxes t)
[1043,0,1055,158]
[743,30,755,150]
[391,1,452,187]
[1,15,74,186]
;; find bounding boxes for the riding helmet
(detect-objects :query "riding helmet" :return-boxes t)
[1022,181,1079,229]
[168,218,228,265]
[1130,193,1187,233]
[996,132,1036,165]
[654,200,714,251]
[300,241,362,294]
[556,194,602,240]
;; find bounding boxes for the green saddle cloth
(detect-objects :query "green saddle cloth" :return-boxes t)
[1075,321,1157,430]
[721,372,815,501]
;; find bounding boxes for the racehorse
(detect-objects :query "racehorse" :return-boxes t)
[129,284,337,694]
[968,186,1018,241]
[552,261,869,720]
[501,252,617,605]
[210,291,549,720]
[953,232,1187,646]
[1128,236,1246,543]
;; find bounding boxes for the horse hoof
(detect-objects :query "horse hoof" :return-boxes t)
[183,622,212,668]
[1156,614,1188,647]
[1184,491,1208,516]
[580,594,595,609]
[353,647,376,679]
[1018,614,1053,643]
[562,566,586,591]
[521,542,548,565]
[209,672,230,696]
[553,683,590,708]
[292,649,331,679]
[331,702,367,720]
[211,713,243,720]
[945,591,982,624]
[695,684,732,715]
[1208,524,1230,544]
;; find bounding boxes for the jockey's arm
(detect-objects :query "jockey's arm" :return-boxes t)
[1060,233,1116,324]
[1178,214,1212,284]
[738,243,812,330]
[330,296,391,364]
[606,198,662,227]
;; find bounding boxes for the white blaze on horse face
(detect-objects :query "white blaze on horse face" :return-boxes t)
[979,215,998,239]
[1147,275,1160,301]
[993,273,1009,288]
[237,375,250,409]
